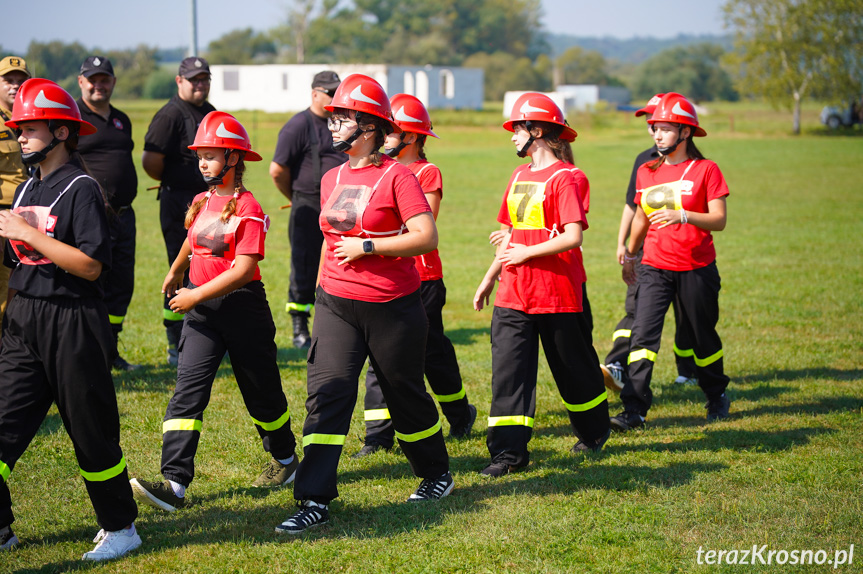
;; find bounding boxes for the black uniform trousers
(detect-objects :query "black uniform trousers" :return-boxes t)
[294,287,449,504]
[0,295,137,531]
[488,306,610,468]
[362,279,470,447]
[160,281,297,486]
[105,207,136,337]
[287,191,323,315]
[622,263,729,416]
[160,187,196,327]
[604,251,697,382]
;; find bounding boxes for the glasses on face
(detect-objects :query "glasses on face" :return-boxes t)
[327,116,356,131]
[185,76,211,86]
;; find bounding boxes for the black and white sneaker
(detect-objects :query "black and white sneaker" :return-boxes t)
[275,501,329,534]
[407,472,454,502]
[0,526,19,551]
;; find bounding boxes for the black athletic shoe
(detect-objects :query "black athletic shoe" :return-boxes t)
[112,355,141,372]
[0,526,19,551]
[479,461,525,478]
[449,404,478,439]
[706,393,731,421]
[609,410,645,432]
[408,472,454,501]
[571,428,611,454]
[292,315,311,349]
[275,501,329,534]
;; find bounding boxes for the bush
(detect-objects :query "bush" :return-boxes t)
[142,68,177,100]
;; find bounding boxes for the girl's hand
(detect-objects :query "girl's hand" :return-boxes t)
[488,229,508,247]
[473,276,496,311]
[622,259,637,286]
[498,243,532,266]
[333,236,366,266]
[168,288,200,314]
[647,208,683,229]
[162,269,185,298]
[0,210,34,242]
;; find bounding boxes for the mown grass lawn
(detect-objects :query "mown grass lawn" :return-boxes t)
[3,100,862,573]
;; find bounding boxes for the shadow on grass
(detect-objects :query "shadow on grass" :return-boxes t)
[738,367,863,384]
[613,426,834,454]
[445,327,490,347]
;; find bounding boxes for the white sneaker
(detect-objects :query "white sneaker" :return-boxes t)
[673,375,698,386]
[602,363,624,392]
[81,526,141,561]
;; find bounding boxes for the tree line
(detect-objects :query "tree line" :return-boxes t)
[3,0,861,133]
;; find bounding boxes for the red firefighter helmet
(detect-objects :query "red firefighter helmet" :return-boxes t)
[503,92,576,142]
[634,93,666,117]
[188,111,262,161]
[389,93,438,138]
[5,78,96,135]
[325,74,396,130]
[647,92,706,137]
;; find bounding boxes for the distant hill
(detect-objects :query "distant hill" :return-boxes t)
[546,33,734,63]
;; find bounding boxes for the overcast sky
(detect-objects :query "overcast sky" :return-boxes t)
[3,0,727,55]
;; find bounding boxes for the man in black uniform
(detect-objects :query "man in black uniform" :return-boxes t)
[269,71,343,348]
[77,56,139,371]
[143,57,215,365]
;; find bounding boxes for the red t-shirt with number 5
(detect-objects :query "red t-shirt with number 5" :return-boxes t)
[187,191,267,286]
[318,155,431,303]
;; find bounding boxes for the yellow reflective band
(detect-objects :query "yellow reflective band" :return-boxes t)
[562,390,608,412]
[394,418,441,443]
[163,419,203,433]
[302,433,346,448]
[694,348,723,367]
[433,387,466,403]
[163,308,185,321]
[0,460,10,482]
[612,329,632,341]
[79,456,127,482]
[673,343,694,357]
[487,415,535,428]
[364,408,391,421]
[251,409,291,432]
[108,314,125,325]
[628,348,657,365]
[286,302,314,313]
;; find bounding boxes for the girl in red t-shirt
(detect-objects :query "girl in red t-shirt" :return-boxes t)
[614,92,731,431]
[355,94,476,457]
[275,75,452,535]
[130,112,298,511]
[473,93,610,477]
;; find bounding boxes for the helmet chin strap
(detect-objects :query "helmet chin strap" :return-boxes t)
[657,124,686,156]
[333,126,363,153]
[516,120,536,158]
[21,121,68,166]
[202,150,239,186]
[384,133,408,157]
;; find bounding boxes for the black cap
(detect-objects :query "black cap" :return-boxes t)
[178,57,211,79]
[312,71,340,96]
[80,56,114,78]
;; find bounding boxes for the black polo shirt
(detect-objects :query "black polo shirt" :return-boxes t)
[76,99,137,210]
[272,108,345,195]
[143,94,215,195]
[626,145,661,208]
[4,162,112,298]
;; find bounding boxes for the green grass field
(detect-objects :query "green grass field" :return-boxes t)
[4,100,862,573]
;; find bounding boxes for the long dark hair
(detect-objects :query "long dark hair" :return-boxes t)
[356,112,391,167]
[525,121,574,165]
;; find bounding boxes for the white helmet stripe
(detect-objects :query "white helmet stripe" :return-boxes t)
[215,122,244,140]
[34,90,71,110]
[671,102,695,119]
[349,85,382,107]
[394,106,422,123]
[520,100,549,115]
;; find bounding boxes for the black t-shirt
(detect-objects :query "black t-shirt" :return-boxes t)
[626,145,661,208]
[143,94,215,196]
[272,108,345,195]
[4,162,112,298]
[76,99,137,210]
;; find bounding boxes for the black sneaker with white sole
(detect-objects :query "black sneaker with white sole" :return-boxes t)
[275,501,329,534]
[407,472,454,502]
[609,410,645,432]
[130,478,186,511]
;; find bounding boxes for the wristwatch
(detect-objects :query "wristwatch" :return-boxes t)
[362,239,374,254]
